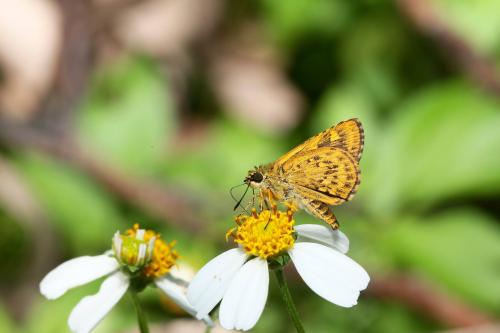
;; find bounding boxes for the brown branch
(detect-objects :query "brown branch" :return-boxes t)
[398,0,500,96]
[367,275,496,328]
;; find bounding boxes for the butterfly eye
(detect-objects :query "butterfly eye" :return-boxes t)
[251,172,264,183]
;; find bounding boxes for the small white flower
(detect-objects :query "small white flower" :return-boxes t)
[187,209,369,331]
[40,224,212,333]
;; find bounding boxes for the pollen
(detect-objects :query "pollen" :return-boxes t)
[227,208,295,259]
[113,224,179,279]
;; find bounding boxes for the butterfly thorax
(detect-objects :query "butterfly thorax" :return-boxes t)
[245,164,293,202]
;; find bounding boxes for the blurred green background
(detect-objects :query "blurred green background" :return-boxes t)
[1,0,500,332]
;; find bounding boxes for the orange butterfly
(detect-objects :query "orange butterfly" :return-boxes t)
[243,118,364,229]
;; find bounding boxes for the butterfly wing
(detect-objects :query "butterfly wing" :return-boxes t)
[318,118,364,161]
[272,132,323,169]
[282,146,361,206]
[272,118,364,172]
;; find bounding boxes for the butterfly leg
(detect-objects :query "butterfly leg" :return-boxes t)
[257,192,269,211]
[251,188,255,209]
[304,199,340,230]
[258,189,276,211]
[267,190,278,213]
[284,201,298,214]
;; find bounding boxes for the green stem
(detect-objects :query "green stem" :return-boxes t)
[130,291,150,333]
[274,268,306,333]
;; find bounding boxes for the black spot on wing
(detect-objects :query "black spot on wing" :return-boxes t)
[307,186,347,201]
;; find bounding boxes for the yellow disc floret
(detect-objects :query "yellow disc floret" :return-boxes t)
[227,208,295,259]
[113,224,179,279]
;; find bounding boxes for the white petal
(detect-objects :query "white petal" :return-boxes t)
[289,242,369,307]
[40,255,120,299]
[155,276,213,327]
[219,257,269,331]
[68,271,129,333]
[168,263,195,281]
[187,248,247,319]
[295,224,349,254]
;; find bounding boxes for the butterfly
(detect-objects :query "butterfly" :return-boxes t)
[242,118,364,229]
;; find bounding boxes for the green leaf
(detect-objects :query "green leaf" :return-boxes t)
[383,209,500,310]
[261,0,351,47]
[434,0,500,53]
[163,118,283,193]
[339,15,409,107]
[16,154,123,253]
[312,83,376,131]
[0,304,15,333]
[305,299,432,333]
[78,57,175,175]
[367,81,500,216]
[0,212,29,282]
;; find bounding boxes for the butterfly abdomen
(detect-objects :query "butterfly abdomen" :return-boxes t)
[304,199,339,230]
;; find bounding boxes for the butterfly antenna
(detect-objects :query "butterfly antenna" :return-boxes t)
[233,184,250,211]
[229,183,246,202]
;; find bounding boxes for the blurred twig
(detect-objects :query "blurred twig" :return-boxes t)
[0,0,207,233]
[398,0,500,96]
[34,0,93,136]
[0,118,205,233]
[436,324,500,333]
[368,275,496,328]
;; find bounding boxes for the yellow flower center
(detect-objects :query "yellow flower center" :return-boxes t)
[226,208,295,259]
[113,224,178,279]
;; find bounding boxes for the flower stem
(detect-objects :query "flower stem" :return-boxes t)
[274,268,305,333]
[130,291,150,333]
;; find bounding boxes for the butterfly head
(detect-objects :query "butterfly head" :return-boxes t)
[245,167,265,188]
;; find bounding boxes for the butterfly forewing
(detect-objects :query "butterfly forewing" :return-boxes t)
[272,118,363,172]
[272,132,323,170]
[315,118,364,161]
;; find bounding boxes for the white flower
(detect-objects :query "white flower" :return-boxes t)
[39,225,212,333]
[187,210,369,331]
